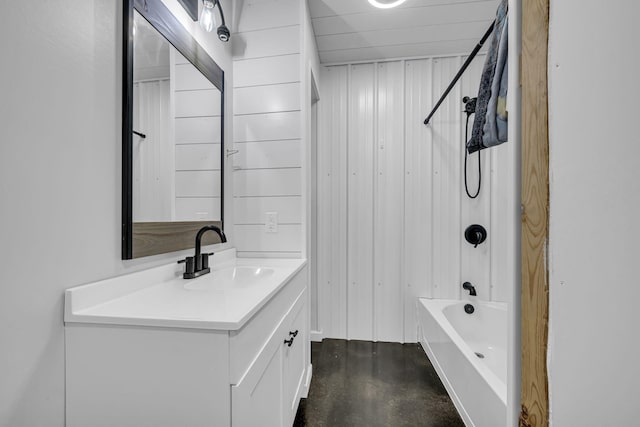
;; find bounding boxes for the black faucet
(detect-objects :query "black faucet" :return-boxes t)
[462,282,477,296]
[179,225,227,279]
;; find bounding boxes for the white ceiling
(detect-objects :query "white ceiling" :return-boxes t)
[309,0,500,64]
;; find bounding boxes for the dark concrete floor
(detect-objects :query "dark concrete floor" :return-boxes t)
[293,339,464,427]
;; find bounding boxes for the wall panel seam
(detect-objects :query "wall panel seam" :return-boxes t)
[233,167,302,172]
[232,53,301,63]
[234,81,302,89]
[372,62,379,342]
[232,24,301,35]
[233,110,302,117]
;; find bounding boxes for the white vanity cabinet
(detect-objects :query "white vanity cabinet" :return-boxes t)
[65,257,310,427]
[283,296,307,424]
[231,288,307,427]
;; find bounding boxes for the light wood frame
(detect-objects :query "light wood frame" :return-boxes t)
[132,221,224,259]
[520,0,550,426]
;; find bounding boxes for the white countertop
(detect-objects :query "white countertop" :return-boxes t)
[64,250,307,331]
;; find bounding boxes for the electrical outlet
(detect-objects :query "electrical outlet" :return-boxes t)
[265,212,278,233]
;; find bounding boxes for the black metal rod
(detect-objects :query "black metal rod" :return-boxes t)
[423,21,495,125]
[133,130,146,139]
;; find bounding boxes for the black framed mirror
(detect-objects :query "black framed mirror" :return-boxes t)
[123,0,225,259]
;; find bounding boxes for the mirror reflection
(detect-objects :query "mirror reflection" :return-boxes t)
[133,11,222,224]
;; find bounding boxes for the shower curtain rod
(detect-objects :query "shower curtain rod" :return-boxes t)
[423,20,495,126]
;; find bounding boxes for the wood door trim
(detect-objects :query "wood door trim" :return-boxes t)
[520,0,550,426]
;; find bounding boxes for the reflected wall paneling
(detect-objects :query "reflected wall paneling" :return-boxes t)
[133,79,173,221]
[318,53,512,343]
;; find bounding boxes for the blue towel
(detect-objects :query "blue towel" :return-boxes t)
[467,0,508,153]
[482,16,509,148]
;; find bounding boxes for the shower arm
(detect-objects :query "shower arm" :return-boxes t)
[423,20,495,126]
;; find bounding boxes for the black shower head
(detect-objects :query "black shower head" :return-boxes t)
[463,96,477,116]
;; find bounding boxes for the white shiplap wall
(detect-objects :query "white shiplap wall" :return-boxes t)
[318,54,514,343]
[232,0,303,257]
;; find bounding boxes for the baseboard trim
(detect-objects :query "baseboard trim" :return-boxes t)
[301,363,313,399]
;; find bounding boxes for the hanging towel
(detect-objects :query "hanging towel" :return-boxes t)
[467,0,508,154]
[482,15,509,148]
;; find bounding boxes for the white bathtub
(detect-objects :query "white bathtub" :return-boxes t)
[418,298,507,427]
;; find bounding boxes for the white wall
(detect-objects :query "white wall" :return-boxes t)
[547,1,640,425]
[317,54,516,342]
[0,1,233,425]
[232,0,304,257]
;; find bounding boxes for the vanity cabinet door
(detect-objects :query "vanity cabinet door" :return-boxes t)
[231,337,284,427]
[231,289,307,427]
[283,295,307,426]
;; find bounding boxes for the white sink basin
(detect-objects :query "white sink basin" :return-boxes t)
[184,267,275,290]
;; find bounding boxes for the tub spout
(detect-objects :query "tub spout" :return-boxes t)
[462,282,477,296]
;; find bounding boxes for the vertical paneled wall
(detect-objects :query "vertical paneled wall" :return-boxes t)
[318,54,514,343]
[232,0,303,257]
[346,64,375,340]
[374,62,405,342]
[132,79,172,221]
[317,66,348,338]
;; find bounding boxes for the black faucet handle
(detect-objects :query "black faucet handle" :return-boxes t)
[465,224,487,248]
[178,256,195,274]
[201,252,214,270]
[474,232,483,247]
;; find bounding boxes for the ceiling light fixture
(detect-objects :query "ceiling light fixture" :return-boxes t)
[368,0,407,9]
